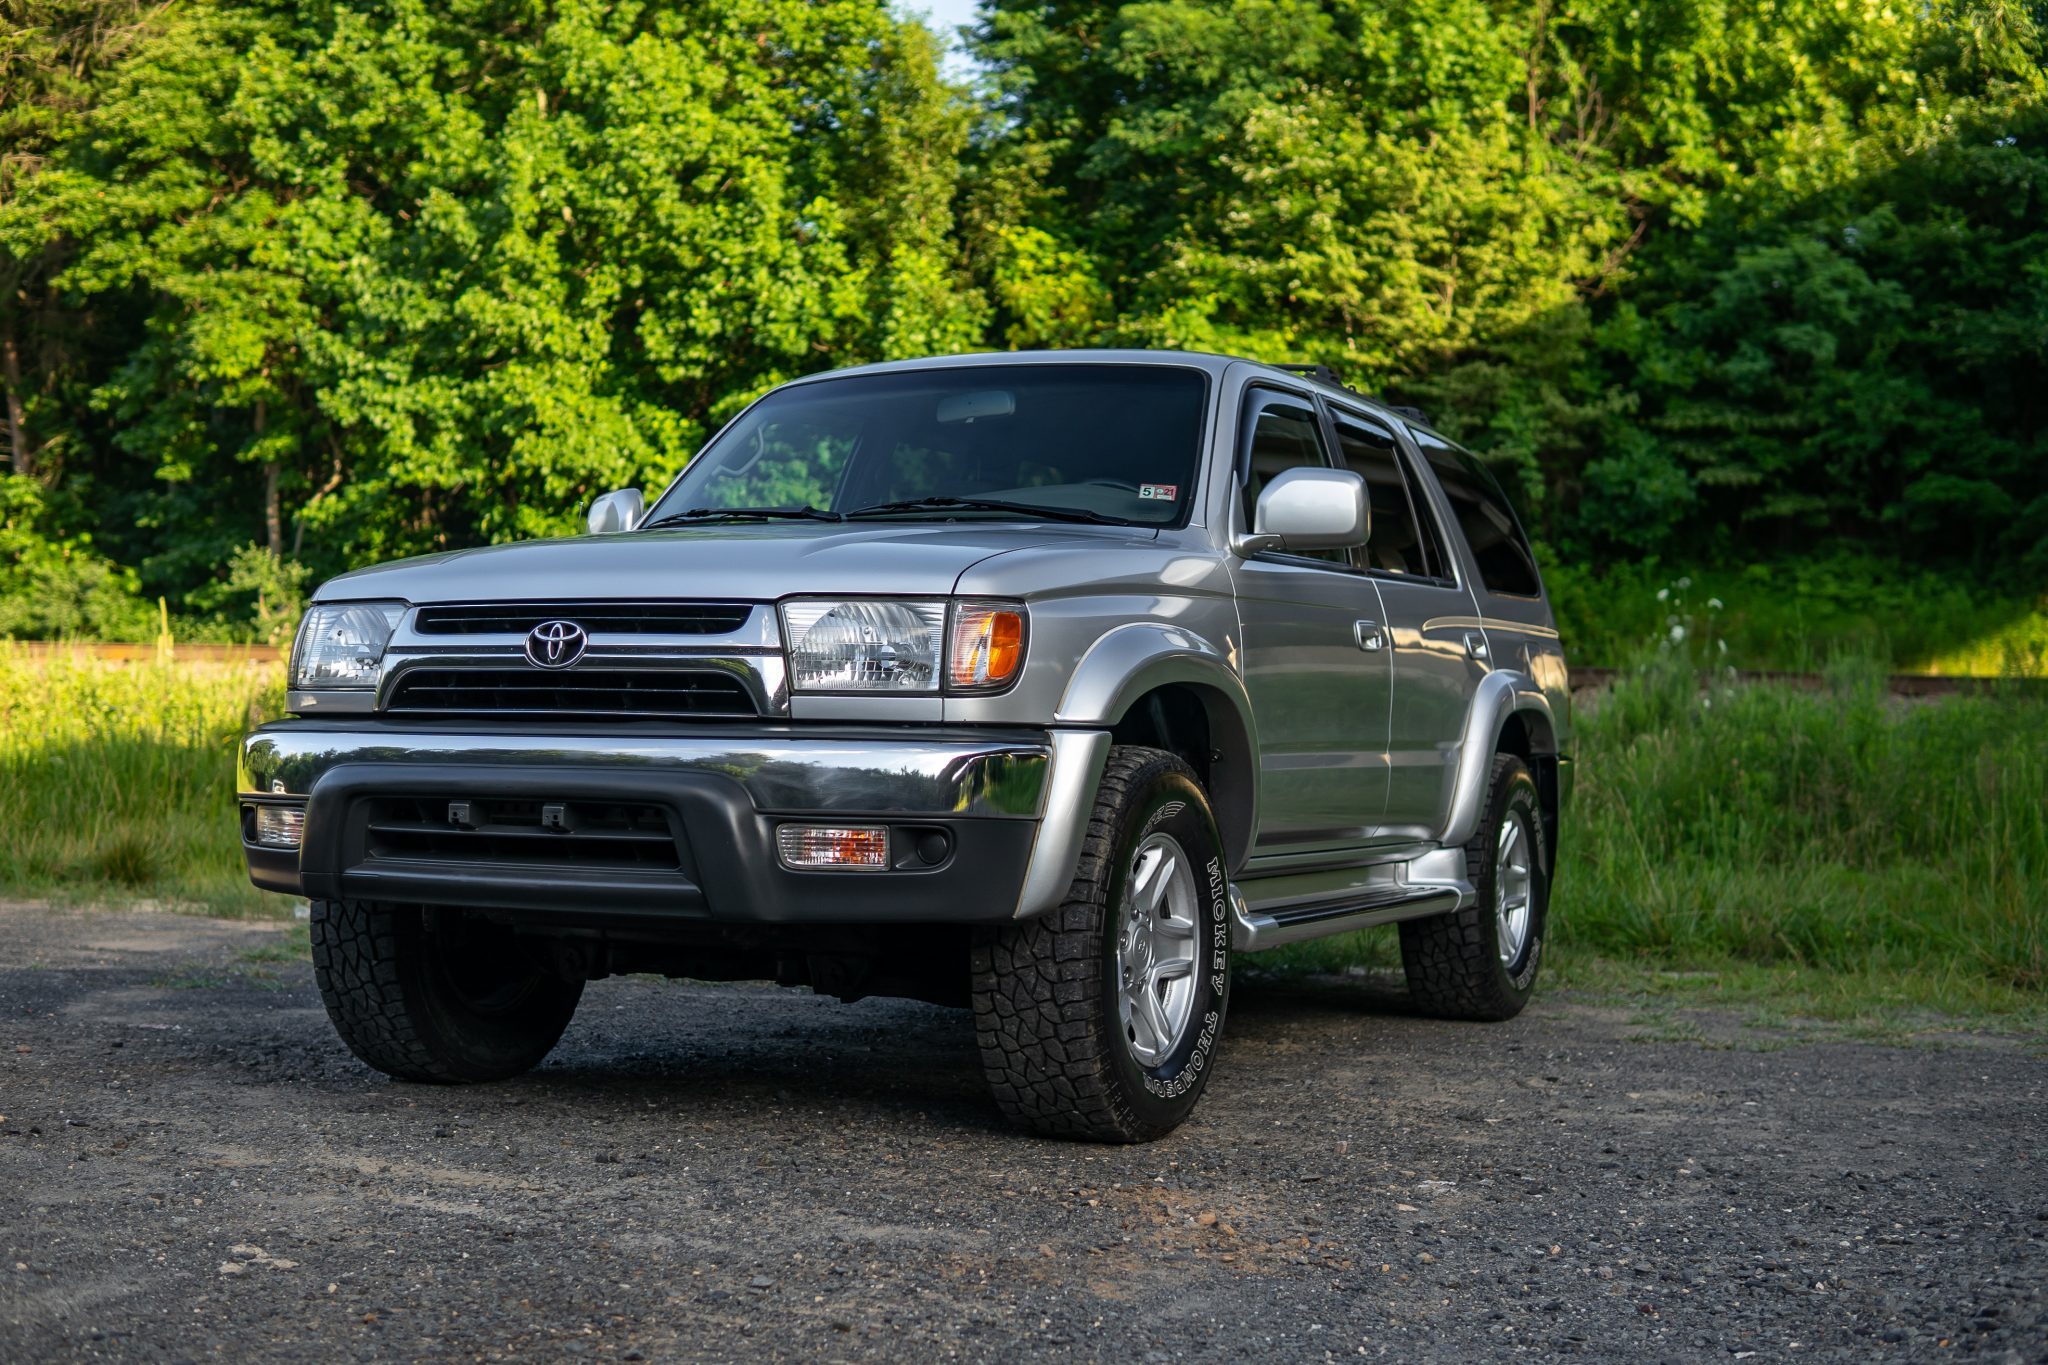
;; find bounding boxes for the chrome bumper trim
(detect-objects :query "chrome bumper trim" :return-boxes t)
[239,725,1052,818]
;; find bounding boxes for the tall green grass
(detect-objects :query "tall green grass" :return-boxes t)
[0,647,283,915]
[1557,657,2046,1014]
[1250,654,2045,1022]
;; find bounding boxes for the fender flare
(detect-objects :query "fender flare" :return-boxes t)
[1439,670,1559,848]
[1054,622,1259,871]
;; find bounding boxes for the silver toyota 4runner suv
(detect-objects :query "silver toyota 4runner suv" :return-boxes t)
[240,350,1571,1142]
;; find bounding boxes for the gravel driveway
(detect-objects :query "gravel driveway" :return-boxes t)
[0,902,2041,1362]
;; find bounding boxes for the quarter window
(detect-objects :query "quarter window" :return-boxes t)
[1241,393,1346,564]
[1414,430,1543,598]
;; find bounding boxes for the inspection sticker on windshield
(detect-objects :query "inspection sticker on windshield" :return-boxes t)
[1139,483,1180,501]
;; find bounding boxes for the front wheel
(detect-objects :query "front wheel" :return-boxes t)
[309,900,584,1082]
[971,746,1232,1142]
[1398,753,1550,1021]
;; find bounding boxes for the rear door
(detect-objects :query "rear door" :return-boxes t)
[1324,405,1488,842]
[1229,388,1392,856]
[1409,423,1564,701]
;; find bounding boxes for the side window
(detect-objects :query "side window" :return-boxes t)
[1414,431,1542,598]
[1240,392,1345,564]
[1330,413,1448,580]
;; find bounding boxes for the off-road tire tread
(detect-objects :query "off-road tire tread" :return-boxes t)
[969,747,1204,1144]
[309,899,455,1081]
[1399,754,1544,1022]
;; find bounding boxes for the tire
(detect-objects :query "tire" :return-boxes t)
[1398,753,1549,1022]
[970,746,1232,1143]
[308,900,584,1083]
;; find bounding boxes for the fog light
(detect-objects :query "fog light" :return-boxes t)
[776,824,889,871]
[254,805,306,849]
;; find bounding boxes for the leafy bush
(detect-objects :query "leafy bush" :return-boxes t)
[0,475,156,639]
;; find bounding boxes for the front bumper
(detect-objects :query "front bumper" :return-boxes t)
[238,721,1109,924]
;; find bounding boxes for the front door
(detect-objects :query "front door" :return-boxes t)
[1229,388,1393,857]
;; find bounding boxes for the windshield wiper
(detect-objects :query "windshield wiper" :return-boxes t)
[642,505,844,528]
[843,496,1124,526]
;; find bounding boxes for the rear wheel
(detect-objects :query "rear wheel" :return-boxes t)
[309,900,583,1082]
[1399,754,1549,1021]
[971,746,1232,1142]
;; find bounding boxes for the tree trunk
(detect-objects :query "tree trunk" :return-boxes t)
[2,319,29,478]
[257,399,282,558]
[1523,0,1551,175]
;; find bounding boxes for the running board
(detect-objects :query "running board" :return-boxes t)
[1228,885,1462,952]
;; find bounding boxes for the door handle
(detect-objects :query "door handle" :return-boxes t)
[1463,630,1490,661]
[1354,620,1386,652]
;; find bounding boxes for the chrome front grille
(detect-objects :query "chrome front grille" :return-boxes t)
[386,667,759,718]
[413,602,752,636]
[372,600,790,719]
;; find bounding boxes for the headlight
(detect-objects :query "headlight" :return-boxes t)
[290,602,406,690]
[783,599,946,692]
[780,598,1029,695]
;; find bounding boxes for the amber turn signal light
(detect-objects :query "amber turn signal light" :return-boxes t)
[949,603,1026,691]
[775,824,890,871]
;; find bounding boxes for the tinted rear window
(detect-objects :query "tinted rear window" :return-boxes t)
[1414,431,1542,597]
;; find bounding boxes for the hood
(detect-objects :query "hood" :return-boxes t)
[316,521,1158,604]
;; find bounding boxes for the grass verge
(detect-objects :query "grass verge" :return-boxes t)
[0,645,286,917]
[1,647,2041,1032]
[1254,656,2046,1033]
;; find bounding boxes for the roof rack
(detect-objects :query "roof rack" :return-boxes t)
[1267,361,1431,429]
[1269,362,1352,391]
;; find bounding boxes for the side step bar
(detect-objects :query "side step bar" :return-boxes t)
[1228,885,1462,952]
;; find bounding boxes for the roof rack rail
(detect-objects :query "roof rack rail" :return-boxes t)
[1269,362,1352,391]
[1267,362,1432,429]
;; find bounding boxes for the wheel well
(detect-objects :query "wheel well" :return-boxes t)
[1110,685,1211,784]
[1109,683,1253,869]
[1495,709,1560,871]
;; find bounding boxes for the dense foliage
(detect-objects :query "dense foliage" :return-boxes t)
[1,0,2043,640]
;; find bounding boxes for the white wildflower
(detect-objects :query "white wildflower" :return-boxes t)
[1707,597,1724,610]
[1656,588,1669,602]
[1678,576,1693,589]
[1668,623,1687,644]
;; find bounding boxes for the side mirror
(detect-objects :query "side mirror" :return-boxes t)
[587,488,645,535]
[1235,467,1369,556]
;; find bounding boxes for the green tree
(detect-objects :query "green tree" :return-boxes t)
[970,0,1636,370]
[18,0,985,593]
[0,1,163,481]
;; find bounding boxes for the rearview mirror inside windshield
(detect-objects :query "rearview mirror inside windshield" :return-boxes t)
[936,389,1015,424]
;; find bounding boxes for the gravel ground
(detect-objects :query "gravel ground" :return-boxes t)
[0,901,2042,1363]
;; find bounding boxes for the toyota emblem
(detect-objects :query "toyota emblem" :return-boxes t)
[525,619,588,669]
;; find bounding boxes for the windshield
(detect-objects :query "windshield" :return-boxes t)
[647,364,1210,528]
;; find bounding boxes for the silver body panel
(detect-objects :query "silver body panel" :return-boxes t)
[267,349,1571,940]
[1228,554,1392,855]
